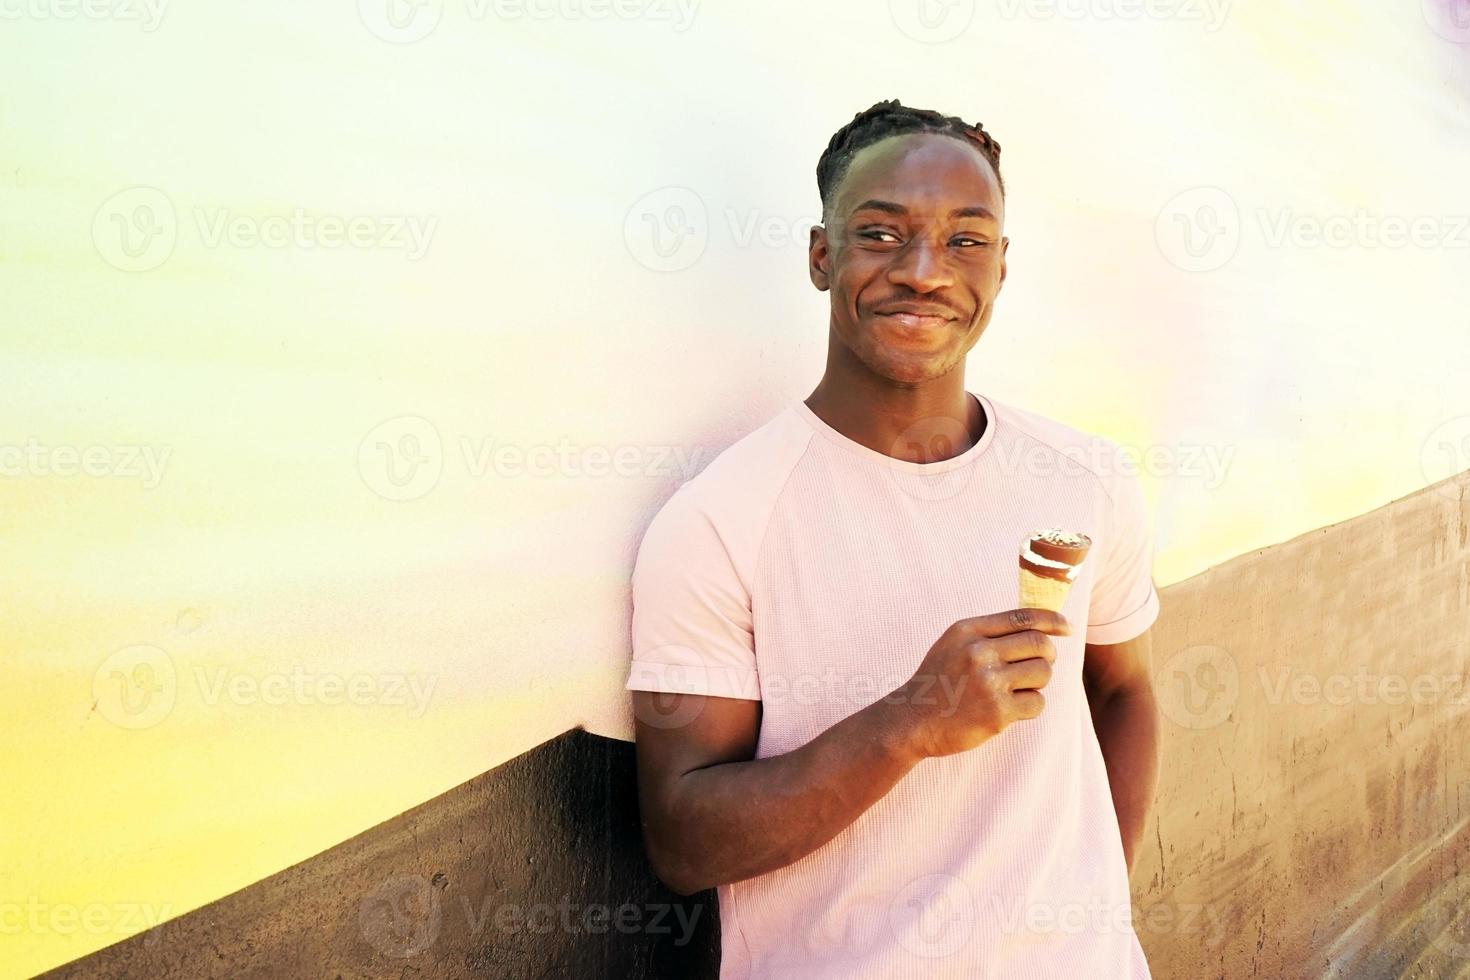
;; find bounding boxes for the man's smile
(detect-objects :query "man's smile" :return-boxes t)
[871,301,962,331]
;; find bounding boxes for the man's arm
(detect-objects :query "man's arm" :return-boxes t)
[632,608,1071,896]
[1082,628,1160,877]
[630,691,922,896]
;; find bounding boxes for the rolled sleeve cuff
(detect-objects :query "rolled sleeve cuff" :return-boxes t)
[625,660,762,701]
[1085,585,1161,646]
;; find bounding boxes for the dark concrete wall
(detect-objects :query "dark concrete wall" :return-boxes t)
[1132,477,1470,979]
[41,476,1470,980]
[37,729,719,980]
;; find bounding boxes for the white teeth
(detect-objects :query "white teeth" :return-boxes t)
[884,312,944,327]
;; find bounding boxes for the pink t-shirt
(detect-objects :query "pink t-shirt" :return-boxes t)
[626,390,1160,979]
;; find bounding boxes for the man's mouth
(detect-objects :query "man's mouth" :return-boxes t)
[872,303,960,330]
[877,311,952,329]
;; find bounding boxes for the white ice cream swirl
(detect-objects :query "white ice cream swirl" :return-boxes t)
[1020,543,1083,582]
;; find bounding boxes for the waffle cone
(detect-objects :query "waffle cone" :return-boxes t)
[1018,565,1075,612]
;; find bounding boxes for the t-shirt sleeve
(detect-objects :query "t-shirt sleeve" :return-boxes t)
[1085,462,1161,646]
[625,487,762,700]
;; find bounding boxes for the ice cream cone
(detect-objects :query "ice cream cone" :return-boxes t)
[1018,527,1092,613]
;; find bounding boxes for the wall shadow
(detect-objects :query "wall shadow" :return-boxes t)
[38,730,719,980]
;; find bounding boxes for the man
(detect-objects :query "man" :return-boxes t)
[625,98,1162,979]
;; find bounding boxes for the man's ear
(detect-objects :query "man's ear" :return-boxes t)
[808,225,831,291]
[998,236,1009,286]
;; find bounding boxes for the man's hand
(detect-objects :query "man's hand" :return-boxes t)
[891,607,1072,759]
[630,606,1071,895]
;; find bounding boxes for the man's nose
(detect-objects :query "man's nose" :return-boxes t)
[886,238,954,292]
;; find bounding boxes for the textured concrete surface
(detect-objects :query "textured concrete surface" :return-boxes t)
[36,730,718,980]
[1134,475,1470,979]
[41,475,1470,979]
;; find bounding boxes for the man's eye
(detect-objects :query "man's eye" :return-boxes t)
[859,230,900,243]
[953,237,990,247]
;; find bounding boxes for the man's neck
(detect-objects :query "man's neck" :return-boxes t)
[803,378,984,465]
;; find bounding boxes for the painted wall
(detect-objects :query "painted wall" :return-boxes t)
[4,0,1470,975]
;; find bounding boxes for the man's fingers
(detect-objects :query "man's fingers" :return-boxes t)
[1011,689,1046,719]
[984,628,1058,665]
[960,607,1072,640]
[1002,658,1053,692]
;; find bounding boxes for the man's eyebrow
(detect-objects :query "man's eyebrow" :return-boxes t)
[849,199,998,222]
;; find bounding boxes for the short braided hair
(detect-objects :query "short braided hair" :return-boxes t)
[816,99,1004,224]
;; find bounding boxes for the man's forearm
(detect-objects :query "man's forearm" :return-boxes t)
[654,698,925,895]
[1091,689,1160,875]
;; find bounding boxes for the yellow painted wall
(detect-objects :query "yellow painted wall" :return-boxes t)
[4,0,1469,975]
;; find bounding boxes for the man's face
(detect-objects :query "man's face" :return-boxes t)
[809,132,1008,386]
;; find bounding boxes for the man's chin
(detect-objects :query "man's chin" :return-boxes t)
[864,348,960,386]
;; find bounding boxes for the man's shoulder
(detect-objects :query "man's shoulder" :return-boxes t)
[642,402,816,553]
[673,402,813,502]
[987,394,1125,486]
